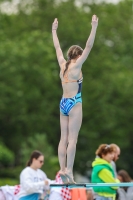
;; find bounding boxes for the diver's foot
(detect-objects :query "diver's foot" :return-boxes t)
[59,171,69,184]
[65,170,76,184]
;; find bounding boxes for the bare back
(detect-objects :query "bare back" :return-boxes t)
[60,61,83,98]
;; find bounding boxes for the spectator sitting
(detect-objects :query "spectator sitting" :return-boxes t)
[117,169,133,200]
[18,150,53,200]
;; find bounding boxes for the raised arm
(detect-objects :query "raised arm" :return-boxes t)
[76,15,98,67]
[52,18,66,67]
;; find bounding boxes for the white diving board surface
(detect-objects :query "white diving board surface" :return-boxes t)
[50,182,133,188]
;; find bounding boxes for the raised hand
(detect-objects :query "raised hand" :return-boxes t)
[52,18,58,31]
[91,14,98,28]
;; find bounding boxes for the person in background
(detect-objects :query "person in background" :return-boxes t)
[86,189,94,200]
[117,170,132,183]
[116,169,133,200]
[18,150,52,200]
[91,144,120,200]
[110,144,120,178]
[52,15,98,183]
[110,144,121,200]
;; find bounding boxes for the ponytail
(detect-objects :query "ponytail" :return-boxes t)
[63,60,71,76]
[64,45,83,77]
[26,159,32,166]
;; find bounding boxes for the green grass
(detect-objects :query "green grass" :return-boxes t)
[0,178,19,186]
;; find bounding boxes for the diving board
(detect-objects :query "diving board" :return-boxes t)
[50,182,133,188]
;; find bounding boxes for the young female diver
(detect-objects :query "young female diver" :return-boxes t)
[52,15,98,183]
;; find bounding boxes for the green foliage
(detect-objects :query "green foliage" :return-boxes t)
[0,29,60,152]
[20,133,59,179]
[0,143,14,166]
[0,166,21,180]
[0,178,18,186]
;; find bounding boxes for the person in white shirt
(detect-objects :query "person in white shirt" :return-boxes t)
[18,150,51,200]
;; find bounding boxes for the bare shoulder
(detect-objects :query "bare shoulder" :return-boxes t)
[73,59,83,70]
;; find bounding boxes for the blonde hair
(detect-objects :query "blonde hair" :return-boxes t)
[63,45,83,76]
[95,144,115,158]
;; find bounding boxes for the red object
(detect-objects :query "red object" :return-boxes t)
[55,173,71,200]
[71,188,87,200]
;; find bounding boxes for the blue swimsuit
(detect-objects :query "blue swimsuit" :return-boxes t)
[60,71,83,116]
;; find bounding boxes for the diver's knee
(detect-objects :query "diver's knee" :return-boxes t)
[60,138,68,146]
[68,138,78,145]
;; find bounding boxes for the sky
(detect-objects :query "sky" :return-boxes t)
[0,0,122,15]
[75,0,122,4]
[100,0,121,3]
